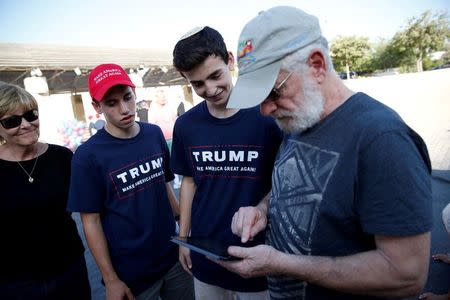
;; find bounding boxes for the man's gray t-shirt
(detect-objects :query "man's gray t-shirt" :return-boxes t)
[267,92,432,300]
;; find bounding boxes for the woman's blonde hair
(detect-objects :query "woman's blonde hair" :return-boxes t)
[0,81,38,144]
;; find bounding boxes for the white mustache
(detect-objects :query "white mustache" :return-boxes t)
[272,110,295,119]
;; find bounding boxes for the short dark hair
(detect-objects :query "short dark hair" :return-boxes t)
[173,26,229,73]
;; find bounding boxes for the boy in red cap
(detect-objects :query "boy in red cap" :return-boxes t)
[67,63,194,300]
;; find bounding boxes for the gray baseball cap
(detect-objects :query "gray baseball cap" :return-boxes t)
[227,6,324,109]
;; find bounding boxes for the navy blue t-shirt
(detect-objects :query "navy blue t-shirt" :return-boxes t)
[67,123,177,295]
[267,93,432,299]
[171,101,283,292]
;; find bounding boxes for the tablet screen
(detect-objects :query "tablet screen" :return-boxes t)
[170,236,240,261]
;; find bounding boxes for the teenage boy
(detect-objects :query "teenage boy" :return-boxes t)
[171,27,283,299]
[67,63,194,300]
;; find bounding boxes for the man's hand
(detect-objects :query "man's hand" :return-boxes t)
[231,206,267,243]
[432,253,450,264]
[179,246,193,275]
[215,244,280,278]
[105,278,134,300]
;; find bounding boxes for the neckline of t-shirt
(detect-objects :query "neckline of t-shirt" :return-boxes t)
[99,122,143,142]
[323,91,363,122]
[0,143,52,164]
[292,92,364,137]
[201,101,246,124]
[96,122,144,144]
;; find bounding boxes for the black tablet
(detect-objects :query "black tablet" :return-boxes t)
[170,236,240,261]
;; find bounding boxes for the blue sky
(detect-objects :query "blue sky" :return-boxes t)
[0,0,448,52]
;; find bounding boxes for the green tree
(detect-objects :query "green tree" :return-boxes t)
[441,42,450,63]
[392,10,450,72]
[330,36,371,78]
[371,38,404,70]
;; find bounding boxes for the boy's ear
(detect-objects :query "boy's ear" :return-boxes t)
[92,101,102,114]
[227,51,235,71]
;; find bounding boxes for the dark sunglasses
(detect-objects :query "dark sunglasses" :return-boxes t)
[265,71,294,102]
[0,109,39,129]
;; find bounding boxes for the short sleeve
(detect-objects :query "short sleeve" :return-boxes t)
[67,149,105,212]
[171,119,192,176]
[356,129,432,236]
[159,127,175,182]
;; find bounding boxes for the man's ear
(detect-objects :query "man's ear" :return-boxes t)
[227,51,235,71]
[92,101,102,114]
[308,50,327,83]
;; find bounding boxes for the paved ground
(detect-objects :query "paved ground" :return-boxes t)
[75,69,450,299]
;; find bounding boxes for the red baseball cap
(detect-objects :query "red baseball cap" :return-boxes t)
[88,63,136,101]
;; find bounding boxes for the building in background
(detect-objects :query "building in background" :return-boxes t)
[0,43,198,148]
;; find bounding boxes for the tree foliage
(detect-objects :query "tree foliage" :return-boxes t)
[328,10,449,75]
[368,39,396,71]
[330,36,371,76]
[441,43,450,63]
[391,10,450,72]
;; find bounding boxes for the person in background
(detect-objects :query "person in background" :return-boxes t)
[173,95,195,189]
[0,81,91,299]
[67,64,194,300]
[176,96,194,117]
[148,88,178,190]
[218,6,432,300]
[171,26,283,299]
[136,100,150,123]
[88,113,106,136]
[147,87,176,147]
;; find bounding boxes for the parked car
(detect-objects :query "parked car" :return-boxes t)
[338,71,357,79]
[372,68,399,77]
[431,63,450,70]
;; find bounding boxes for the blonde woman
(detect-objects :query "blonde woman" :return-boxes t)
[0,82,90,299]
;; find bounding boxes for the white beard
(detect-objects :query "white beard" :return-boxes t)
[273,76,324,134]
